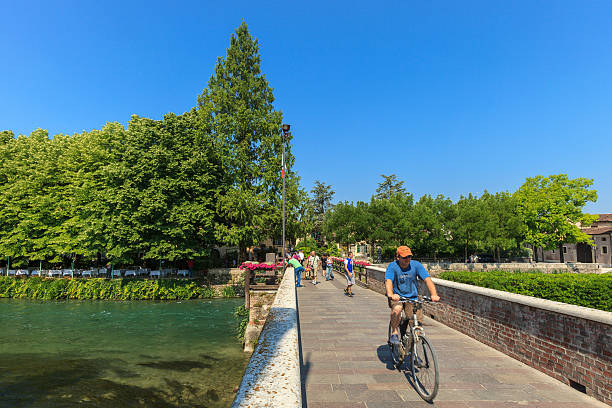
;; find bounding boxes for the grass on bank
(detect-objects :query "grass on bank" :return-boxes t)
[0,277,242,300]
[439,270,612,312]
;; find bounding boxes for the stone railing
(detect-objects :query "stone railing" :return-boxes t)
[231,267,301,407]
[422,262,604,274]
[365,265,612,404]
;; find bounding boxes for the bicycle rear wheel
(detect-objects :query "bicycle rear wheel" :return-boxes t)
[410,335,439,401]
[388,322,403,368]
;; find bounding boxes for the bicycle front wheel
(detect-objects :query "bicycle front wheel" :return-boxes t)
[410,335,439,401]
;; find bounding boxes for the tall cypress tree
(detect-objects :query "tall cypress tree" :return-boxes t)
[197,22,299,259]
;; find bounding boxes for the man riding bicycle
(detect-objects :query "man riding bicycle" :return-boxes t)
[386,246,440,346]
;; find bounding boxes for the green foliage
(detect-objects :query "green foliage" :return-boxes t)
[439,271,612,312]
[196,22,300,259]
[306,180,335,243]
[514,174,598,262]
[105,113,218,264]
[0,277,221,300]
[375,174,407,200]
[322,174,591,262]
[0,23,301,267]
[221,285,237,297]
[409,194,455,260]
[233,304,250,341]
[295,237,319,255]
[324,241,341,257]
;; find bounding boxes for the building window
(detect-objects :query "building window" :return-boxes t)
[563,247,567,254]
[602,237,607,242]
[273,237,282,246]
[603,246,608,254]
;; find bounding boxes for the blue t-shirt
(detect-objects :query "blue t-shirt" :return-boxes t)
[384,260,430,299]
[344,258,353,273]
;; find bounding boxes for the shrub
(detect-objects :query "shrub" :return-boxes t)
[439,270,612,312]
[0,277,223,301]
[233,304,250,341]
[221,285,236,297]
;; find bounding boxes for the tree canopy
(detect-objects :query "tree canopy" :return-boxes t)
[514,174,597,262]
[320,173,597,262]
[0,22,300,267]
[196,22,300,260]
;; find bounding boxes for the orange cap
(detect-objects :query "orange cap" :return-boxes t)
[396,246,413,257]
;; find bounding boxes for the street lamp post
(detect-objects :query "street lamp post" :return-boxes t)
[281,124,291,276]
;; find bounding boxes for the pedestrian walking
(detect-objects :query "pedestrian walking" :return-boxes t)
[344,252,355,296]
[325,254,334,280]
[306,251,320,285]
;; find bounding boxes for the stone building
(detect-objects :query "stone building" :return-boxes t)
[539,214,612,266]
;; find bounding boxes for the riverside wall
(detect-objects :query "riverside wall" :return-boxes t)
[365,265,612,404]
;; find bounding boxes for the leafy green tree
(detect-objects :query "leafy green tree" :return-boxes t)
[0,130,68,266]
[479,191,522,261]
[104,113,219,265]
[311,180,335,215]
[375,174,407,200]
[514,174,597,262]
[410,194,455,260]
[367,193,414,250]
[323,201,359,250]
[0,23,303,269]
[309,180,335,242]
[197,22,297,260]
[451,193,487,262]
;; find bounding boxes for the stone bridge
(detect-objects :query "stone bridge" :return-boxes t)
[232,268,610,407]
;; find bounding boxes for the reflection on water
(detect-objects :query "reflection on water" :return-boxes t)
[0,298,249,407]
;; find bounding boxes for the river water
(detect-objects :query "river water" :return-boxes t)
[0,298,249,407]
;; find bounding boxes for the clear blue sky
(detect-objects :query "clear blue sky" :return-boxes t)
[1,1,611,213]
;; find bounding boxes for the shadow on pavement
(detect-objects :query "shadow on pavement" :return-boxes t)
[376,344,397,371]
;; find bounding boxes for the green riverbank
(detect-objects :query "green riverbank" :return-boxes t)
[0,277,242,300]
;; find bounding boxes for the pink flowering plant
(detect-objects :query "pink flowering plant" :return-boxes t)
[330,257,370,272]
[239,262,283,272]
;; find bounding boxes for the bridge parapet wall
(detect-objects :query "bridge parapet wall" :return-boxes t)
[423,262,603,274]
[366,266,612,404]
[231,268,301,407]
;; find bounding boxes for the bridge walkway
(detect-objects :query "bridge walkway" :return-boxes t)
[296,276,606,408]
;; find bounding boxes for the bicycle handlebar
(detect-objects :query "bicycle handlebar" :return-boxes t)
[395,295,432,303]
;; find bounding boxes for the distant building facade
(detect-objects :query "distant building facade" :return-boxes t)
[539,214,612,266]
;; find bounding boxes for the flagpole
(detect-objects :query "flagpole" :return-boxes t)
[281,124,290,276]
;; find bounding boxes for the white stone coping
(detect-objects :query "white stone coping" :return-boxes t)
[232,267,301,408]
[366,266,612,326]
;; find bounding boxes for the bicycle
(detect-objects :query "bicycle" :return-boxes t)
[387,295,439,401]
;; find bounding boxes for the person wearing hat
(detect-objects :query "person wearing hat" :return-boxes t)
[386,246,440,346]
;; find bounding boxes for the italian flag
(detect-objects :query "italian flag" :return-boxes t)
[281,156,286,179]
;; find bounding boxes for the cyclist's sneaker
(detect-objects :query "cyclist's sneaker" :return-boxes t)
[348,293,354,297]
[389,334,400,345]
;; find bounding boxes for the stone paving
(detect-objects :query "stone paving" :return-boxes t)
[296,276,607,408]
